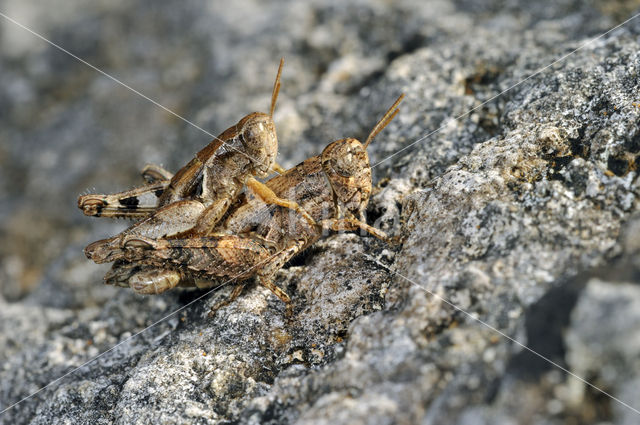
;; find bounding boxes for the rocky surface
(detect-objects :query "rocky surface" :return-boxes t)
[1,0,640,424]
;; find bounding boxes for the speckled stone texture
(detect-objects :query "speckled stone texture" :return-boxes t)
[1,0,640,424]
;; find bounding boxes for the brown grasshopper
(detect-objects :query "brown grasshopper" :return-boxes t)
[108,94,404,312]
[79,59,315,264]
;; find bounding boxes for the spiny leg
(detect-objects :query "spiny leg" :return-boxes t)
[121,235,272,279]
[121,233,296,307]
[246,177,316,226]
[211,240,305,313]
[84,199,206,263]
[78,180,169,218]
[257,277,291,303]
[190,198,232,236]
[255,239,307,303]
[321,218,388,240]
[208,284,246,317]
[78,164,173,219]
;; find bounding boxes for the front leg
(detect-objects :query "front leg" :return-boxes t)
[320,218,387,240]
[246,177,316,226]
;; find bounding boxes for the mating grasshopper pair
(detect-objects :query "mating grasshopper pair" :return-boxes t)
[79,59,403,313]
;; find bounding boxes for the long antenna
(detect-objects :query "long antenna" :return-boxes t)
[364,93,404,148]
[269,58,285,117]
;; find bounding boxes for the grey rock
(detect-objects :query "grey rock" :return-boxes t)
[1,0,640,424]
[566,279,640,425]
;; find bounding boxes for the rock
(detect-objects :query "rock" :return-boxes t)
[1,0,640,424]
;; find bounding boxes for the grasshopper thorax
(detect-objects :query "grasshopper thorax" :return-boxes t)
[321,138,372,217]
[237,112,278,178]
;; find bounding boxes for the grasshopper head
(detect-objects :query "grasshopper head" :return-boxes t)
[236,58,285,178]
[321,138,372,218]
[237,112,278,178]
[321,94,404,219]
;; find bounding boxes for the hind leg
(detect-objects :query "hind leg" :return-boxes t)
[208,284,246,317]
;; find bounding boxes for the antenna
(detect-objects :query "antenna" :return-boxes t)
[269,58,285,117]
[364,93,404,148]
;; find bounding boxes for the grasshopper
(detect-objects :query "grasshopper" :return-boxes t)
[79,59,315,264]
[108,94,404,312]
